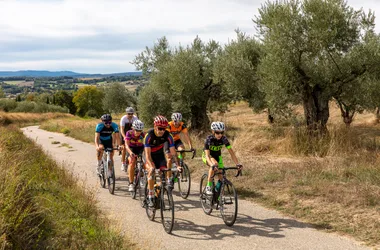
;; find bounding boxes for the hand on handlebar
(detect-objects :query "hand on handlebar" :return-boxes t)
[235,164,243,177]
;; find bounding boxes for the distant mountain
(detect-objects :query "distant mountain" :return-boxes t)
[0,70,142,78]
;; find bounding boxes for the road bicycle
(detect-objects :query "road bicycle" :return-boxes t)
[172,149,195,199]
[199,166,242,226]
[98,147,118,194]
[128,153,147,202]
[144,168,175,234]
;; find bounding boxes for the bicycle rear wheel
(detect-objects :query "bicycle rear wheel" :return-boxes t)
[107,161,115,194]
[145,181,156,221]
[219,182,238,226]
[178,163,191,199]
[138,170,147,207]
[160,186,174,234]
[200,173,213,215]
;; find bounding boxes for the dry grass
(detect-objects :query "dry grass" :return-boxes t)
[198,102,380,247]
[0,111,72,126]
[0,126,133,249]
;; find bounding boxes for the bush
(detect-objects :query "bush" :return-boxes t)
[0,99,17,112]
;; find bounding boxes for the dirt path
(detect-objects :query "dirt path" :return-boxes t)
[22,126,369,250]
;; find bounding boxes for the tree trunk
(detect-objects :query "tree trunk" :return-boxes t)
[190,101,210,132]
[302,84,330,133]
[375,107,380,124]
[337,101,355,127]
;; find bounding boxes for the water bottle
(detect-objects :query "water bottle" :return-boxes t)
[215,180,222,192]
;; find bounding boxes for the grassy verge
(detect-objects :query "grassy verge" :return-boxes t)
[0,111,72,126]
[0,126,132,249]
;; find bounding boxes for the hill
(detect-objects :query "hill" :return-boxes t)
[0,70,142,78]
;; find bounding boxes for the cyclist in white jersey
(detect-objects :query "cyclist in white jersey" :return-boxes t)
[120,107,138,171]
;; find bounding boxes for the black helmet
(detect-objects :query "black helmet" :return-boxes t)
[101,114,112,121]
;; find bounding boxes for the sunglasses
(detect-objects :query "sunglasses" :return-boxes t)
[214,131,224,135]
[104,121,112,125]
[127,113,134,115]
[135,130,142,132]
[157,127,166,131]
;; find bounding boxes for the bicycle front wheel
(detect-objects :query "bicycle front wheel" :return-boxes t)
[200,173,213,215]
[99,163,106,188]
[138,170,147,207]
[107,161,115,195]
[219,182,238,226]
[145,181,156,221]
[178,163,191,199]
[160,187,174,234]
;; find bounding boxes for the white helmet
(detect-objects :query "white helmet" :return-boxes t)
[132,120,144,130]
[125,107,135,113]
[211,121,225,131]
[171,112,182,122]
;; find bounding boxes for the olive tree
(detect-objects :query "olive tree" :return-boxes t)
[255,0,380,132]
[133,36,231,131]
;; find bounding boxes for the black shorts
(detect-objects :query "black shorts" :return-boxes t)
[100,139,113,150]
[174,139,184,149]
[151,152,167,169]
[130,146,144,156]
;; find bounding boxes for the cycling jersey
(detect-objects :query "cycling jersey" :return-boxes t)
[203,134,231,160]
[167,121,187,141]
[125,130,145,148]
[120,115,138,135]
[144,129,175,154]
[95,122,119,141]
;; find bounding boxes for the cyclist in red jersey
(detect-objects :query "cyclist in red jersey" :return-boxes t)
[144,115,180,207]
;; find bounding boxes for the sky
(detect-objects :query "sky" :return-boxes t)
[0,0,379,74]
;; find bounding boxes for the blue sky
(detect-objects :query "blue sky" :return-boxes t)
[0,0,379,74]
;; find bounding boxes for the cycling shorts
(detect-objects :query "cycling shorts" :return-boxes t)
[100,139,113,150]
[202,151,224,168]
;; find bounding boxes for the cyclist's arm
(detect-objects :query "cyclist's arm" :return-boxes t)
[95,132,100,148]
[204,149,214,167]
[182,128,192,149]
[144,147,155,170]
[169,146,179,165]
[125,139,133,155]
[227,147,239,165]
[120,118,126,138]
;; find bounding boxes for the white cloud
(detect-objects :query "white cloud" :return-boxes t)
[0,0,379,73]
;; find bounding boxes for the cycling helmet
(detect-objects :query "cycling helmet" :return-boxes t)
[171,112,182,122]
[101,114,112,122]
[154,115,168,127]
[125,107,135,113]
[132,120,144,130]
[211,121,225,131]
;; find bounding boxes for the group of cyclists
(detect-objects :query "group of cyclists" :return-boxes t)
[95,107,243,208]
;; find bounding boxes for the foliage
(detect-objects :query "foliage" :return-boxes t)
[102,82,136,114]
[255,0,380,130]
[133,36,230,130]
[0,87,5,98]
[73,86,104,117]
[54,90,77,114]
[214,30,266,112]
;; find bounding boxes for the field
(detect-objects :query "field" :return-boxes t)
[38,102,380,247]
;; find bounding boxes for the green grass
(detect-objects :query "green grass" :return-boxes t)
[0,126,132,249]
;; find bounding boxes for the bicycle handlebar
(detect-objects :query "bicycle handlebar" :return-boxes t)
[105,147,119,152]
[176,149,196,159]
[210,166,242,178]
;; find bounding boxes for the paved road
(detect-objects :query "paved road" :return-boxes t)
[22,126,369,250]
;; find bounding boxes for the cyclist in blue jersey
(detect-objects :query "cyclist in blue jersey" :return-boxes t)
[95,114,123,174]
[144,115,180,207]
[202,121,243,195]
